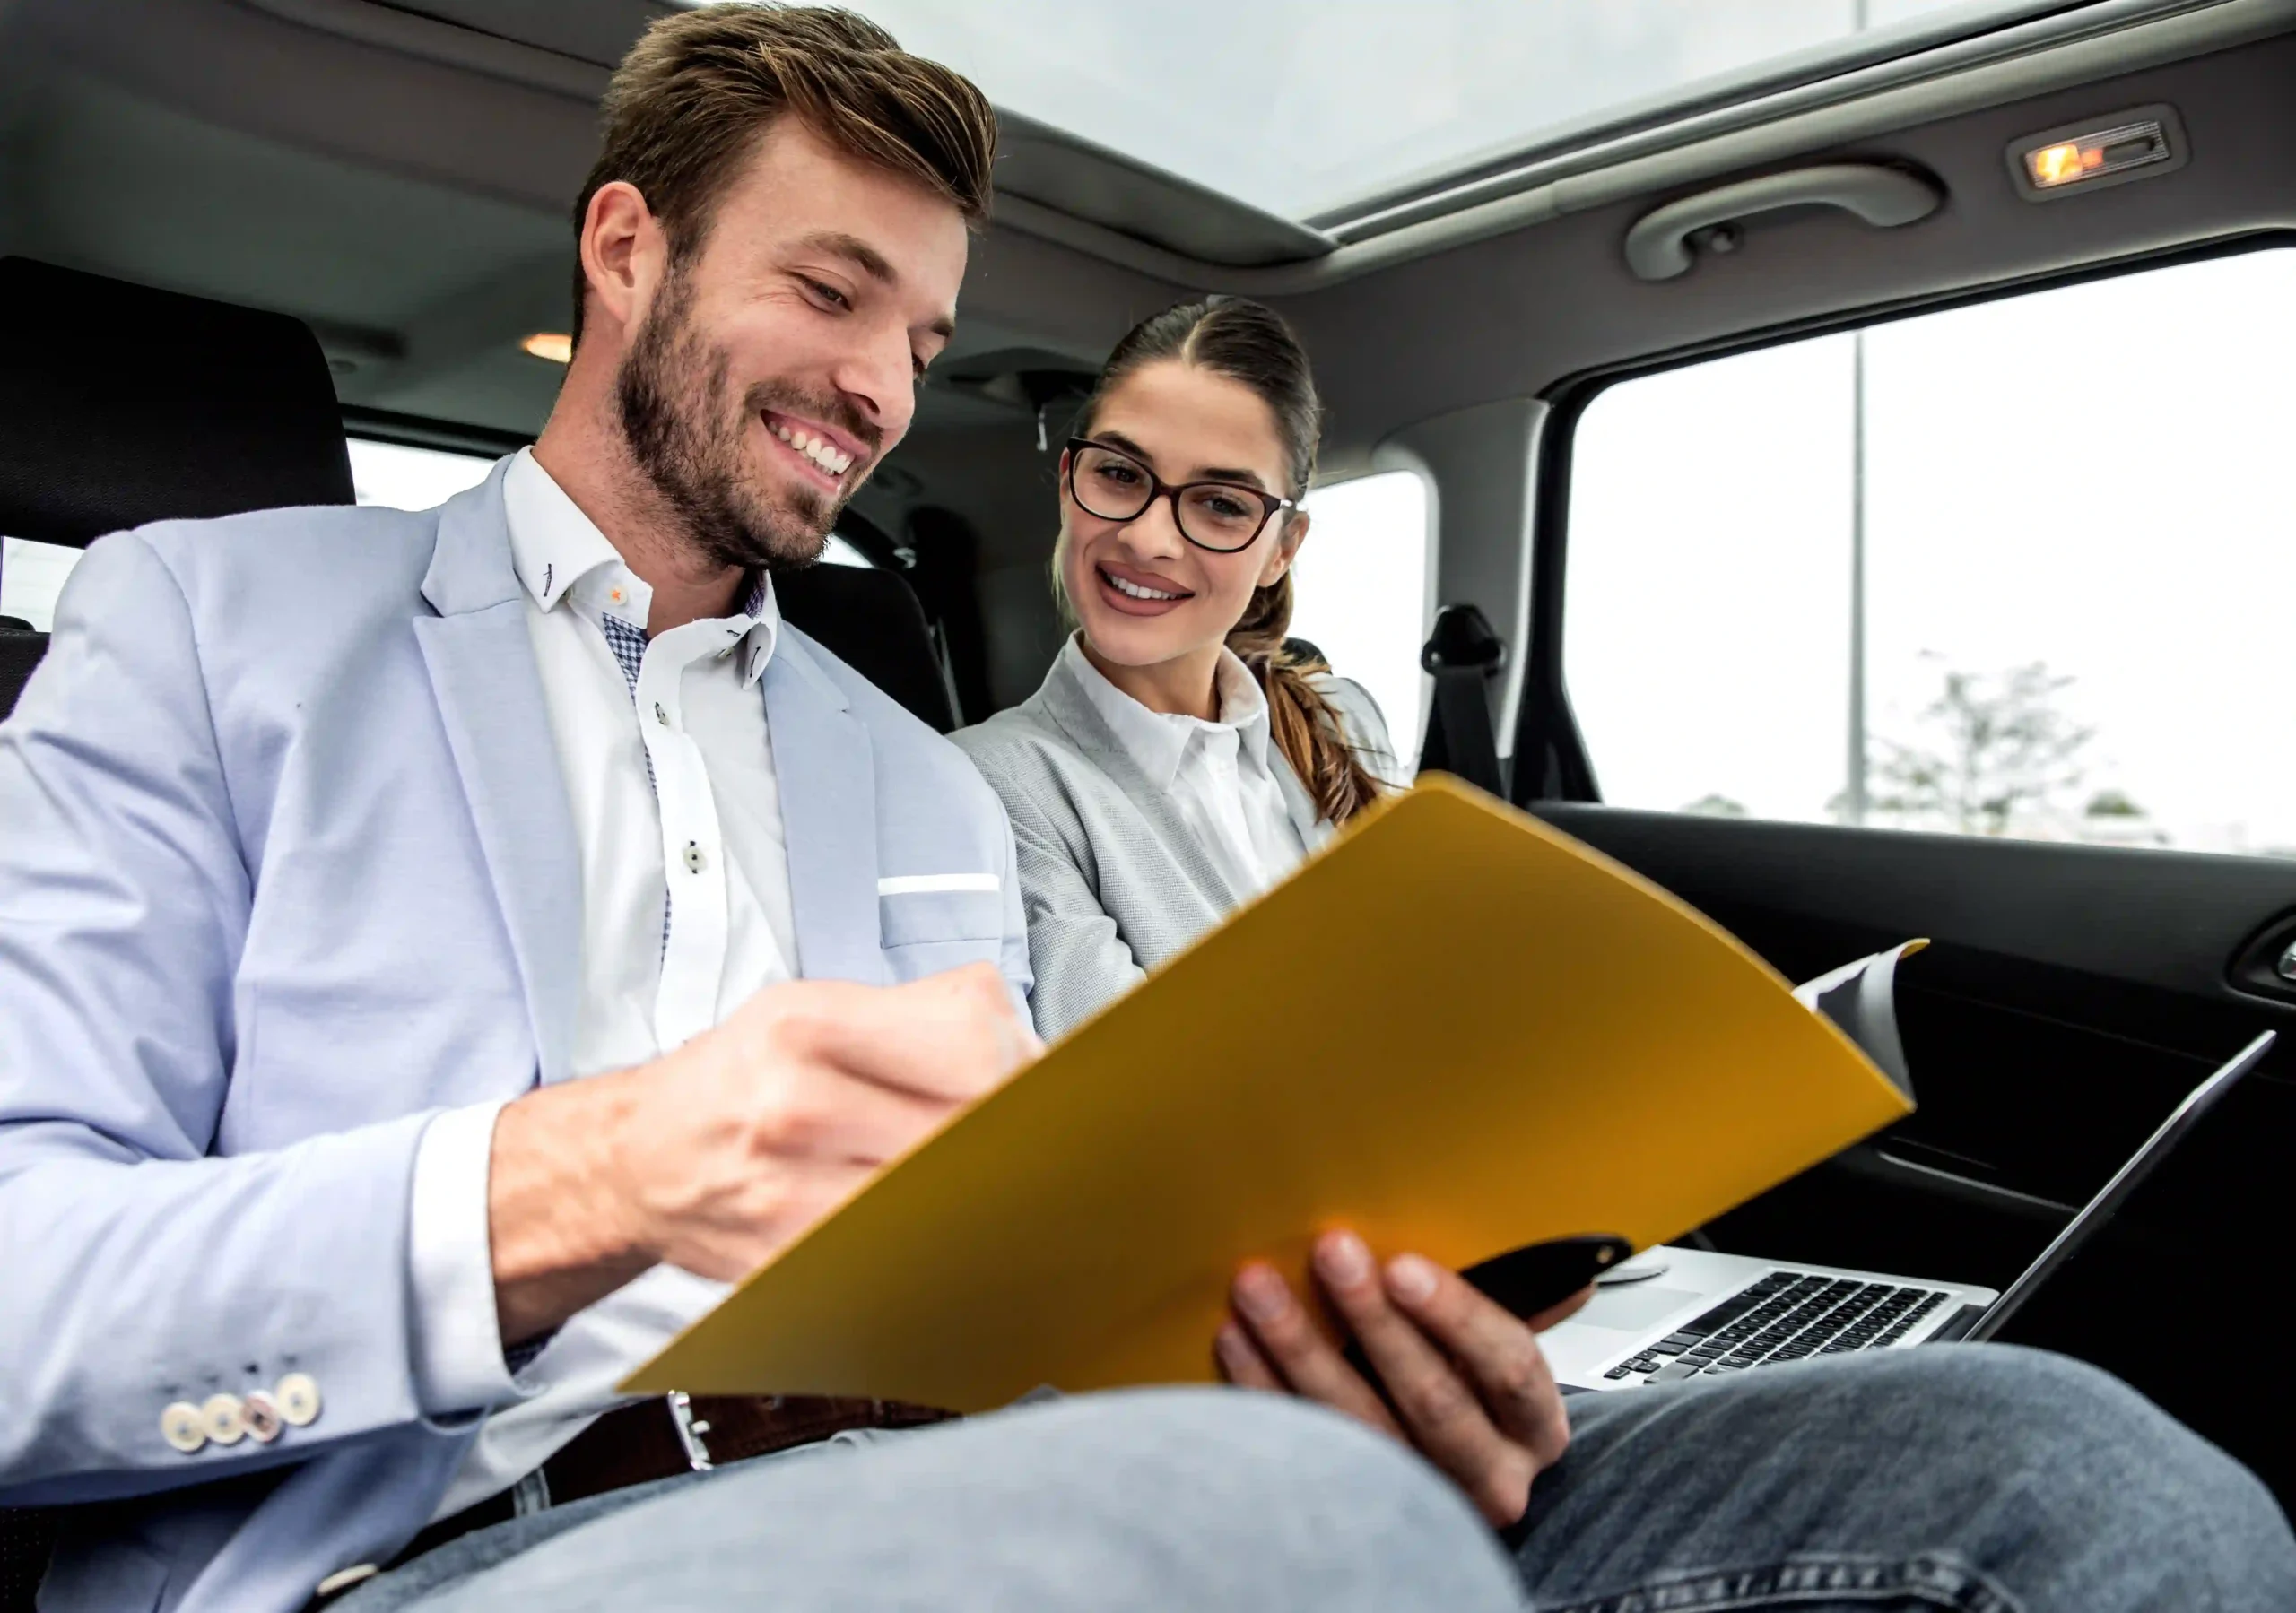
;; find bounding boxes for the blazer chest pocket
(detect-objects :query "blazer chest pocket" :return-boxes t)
[878,877,1004,948]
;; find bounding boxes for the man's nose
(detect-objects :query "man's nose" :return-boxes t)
[831,330,918,445]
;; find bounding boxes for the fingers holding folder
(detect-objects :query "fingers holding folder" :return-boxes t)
[1217,1229,1593,1527]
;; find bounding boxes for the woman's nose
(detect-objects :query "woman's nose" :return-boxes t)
[1118,495,1188,559]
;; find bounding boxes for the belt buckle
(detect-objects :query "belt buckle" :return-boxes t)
[665,1391,715,1471]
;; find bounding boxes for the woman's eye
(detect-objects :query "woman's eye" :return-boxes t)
[1201,491,1253,521]
[1094,461,1144,487]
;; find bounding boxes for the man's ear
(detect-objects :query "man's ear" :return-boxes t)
[579,180,666,339]
[1261,509,1309,587]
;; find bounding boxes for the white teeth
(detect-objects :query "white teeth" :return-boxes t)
[770,421,852,478]
[1105,570,1180,602]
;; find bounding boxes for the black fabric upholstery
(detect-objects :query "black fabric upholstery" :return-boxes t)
[0,632,41,721]
[0,257,352,549]
[777,563,956,734]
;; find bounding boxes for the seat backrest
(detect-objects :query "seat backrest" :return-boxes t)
[0,632,43,722]
[776,562,958,733]
[0,257,357,722]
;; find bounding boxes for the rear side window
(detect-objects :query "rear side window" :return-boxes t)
[1561,247,2296,857]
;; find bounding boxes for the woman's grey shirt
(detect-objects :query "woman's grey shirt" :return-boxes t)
[951,653,1407,1041]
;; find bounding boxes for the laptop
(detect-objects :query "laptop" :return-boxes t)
[1540,1028,2275,1392]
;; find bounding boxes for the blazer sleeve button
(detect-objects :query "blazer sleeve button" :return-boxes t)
[200,1392,248,1446]
[241,1389,283,1444]
[160,1401,207,1453]
[275,1372,322,1427]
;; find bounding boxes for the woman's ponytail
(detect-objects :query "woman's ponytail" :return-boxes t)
[1225,572,1384,826]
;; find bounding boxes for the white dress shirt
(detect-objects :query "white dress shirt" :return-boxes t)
[1060,635,1310,897]
[408,448,801,1518]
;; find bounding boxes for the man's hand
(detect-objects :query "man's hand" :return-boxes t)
[1213,1230,1589,1527]
[488,963,1038,1345]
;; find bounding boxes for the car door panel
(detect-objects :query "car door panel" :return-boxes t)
[1535,801,2296,1498]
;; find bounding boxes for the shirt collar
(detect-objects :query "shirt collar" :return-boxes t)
[501,447,779,688]
[1058,636,1274,790]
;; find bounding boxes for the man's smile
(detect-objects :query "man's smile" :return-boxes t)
[761,408,863,490]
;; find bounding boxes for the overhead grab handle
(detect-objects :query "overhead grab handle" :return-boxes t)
[1624,163,1944,282]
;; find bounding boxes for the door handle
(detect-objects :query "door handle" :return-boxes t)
[1624,163,1944,282]
[2228,913,2296,1003]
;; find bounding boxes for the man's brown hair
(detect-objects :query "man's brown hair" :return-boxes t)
[570,4,997,343]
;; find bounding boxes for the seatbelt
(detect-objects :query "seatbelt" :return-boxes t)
[1415,603,1507,798]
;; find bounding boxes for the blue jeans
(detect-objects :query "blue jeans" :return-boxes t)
[341,1346,2294,1611]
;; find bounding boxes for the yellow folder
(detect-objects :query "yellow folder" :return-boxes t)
[625,776,1911,1409]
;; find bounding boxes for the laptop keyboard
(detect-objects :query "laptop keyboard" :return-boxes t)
[1600,1270,1953,1384]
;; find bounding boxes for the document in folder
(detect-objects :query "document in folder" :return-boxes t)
[625,776,1911,1409]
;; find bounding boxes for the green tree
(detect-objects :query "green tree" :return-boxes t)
[1870,662,2093,836]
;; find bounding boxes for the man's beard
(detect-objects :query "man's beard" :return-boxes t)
[613,266,879,574]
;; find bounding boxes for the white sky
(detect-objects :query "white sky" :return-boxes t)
[1566,247,2296,854]
[838,0,2031,218]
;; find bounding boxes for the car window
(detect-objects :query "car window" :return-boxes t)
[0,438,877,633]
[1561,247,2296,856]
[1291,469,1432,764]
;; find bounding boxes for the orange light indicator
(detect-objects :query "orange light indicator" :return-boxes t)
[520,332,574,364]
[2030,143,2085,186]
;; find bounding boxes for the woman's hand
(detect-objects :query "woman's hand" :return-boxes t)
[1213,1229,1589,1527]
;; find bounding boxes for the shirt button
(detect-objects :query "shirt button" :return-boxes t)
[241,1389,284,1444]
[160,1401,206,1453]
[683,842,707,874]
[200,1392,248,1446]
[275,1372,322,1427]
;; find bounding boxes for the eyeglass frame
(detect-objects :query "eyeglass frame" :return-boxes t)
[1063,437,1299,554]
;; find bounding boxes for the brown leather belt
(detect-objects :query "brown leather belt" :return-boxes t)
[396,1394,956,1568]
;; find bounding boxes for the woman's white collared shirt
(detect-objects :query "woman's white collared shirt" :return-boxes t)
[1058,636,1309,898]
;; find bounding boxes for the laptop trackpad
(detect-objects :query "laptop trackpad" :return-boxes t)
[1569,1285,1702,1331]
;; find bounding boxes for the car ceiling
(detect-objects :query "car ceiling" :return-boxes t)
[2,0,2292,609]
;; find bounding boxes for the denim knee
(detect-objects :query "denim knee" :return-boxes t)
[1873,1345,2295,1598]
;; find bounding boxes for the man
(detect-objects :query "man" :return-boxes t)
[0,8,2289,1612]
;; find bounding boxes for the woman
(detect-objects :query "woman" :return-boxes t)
[952,297,1411,1043]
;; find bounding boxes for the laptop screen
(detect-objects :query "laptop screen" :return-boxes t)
[1965,1029,2275,1343]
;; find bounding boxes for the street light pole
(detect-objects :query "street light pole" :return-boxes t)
[1846,331,1868,825]
[1844,0,1871,827]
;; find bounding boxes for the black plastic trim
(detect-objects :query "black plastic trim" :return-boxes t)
[1537,802,2296,1018]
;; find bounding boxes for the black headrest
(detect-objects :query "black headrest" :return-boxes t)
[775,564,956,734]
[0,258,353,548]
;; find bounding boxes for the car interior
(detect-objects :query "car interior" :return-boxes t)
[4,0,2296,1599]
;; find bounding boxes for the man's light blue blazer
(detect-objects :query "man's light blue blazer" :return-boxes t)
[0,462,1033,1613]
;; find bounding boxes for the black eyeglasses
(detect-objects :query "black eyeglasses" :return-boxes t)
[1065,438,1297,554]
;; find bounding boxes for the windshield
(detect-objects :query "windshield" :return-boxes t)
[834,0,2092,221]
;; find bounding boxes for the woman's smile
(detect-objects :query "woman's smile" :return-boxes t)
[1093,559,1196,618]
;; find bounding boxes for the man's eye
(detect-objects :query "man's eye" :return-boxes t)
[803,278,851,310]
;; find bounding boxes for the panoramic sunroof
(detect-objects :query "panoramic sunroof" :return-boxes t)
[831,0,2099,222]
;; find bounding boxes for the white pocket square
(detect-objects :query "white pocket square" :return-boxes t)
[877,873,1001,896]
